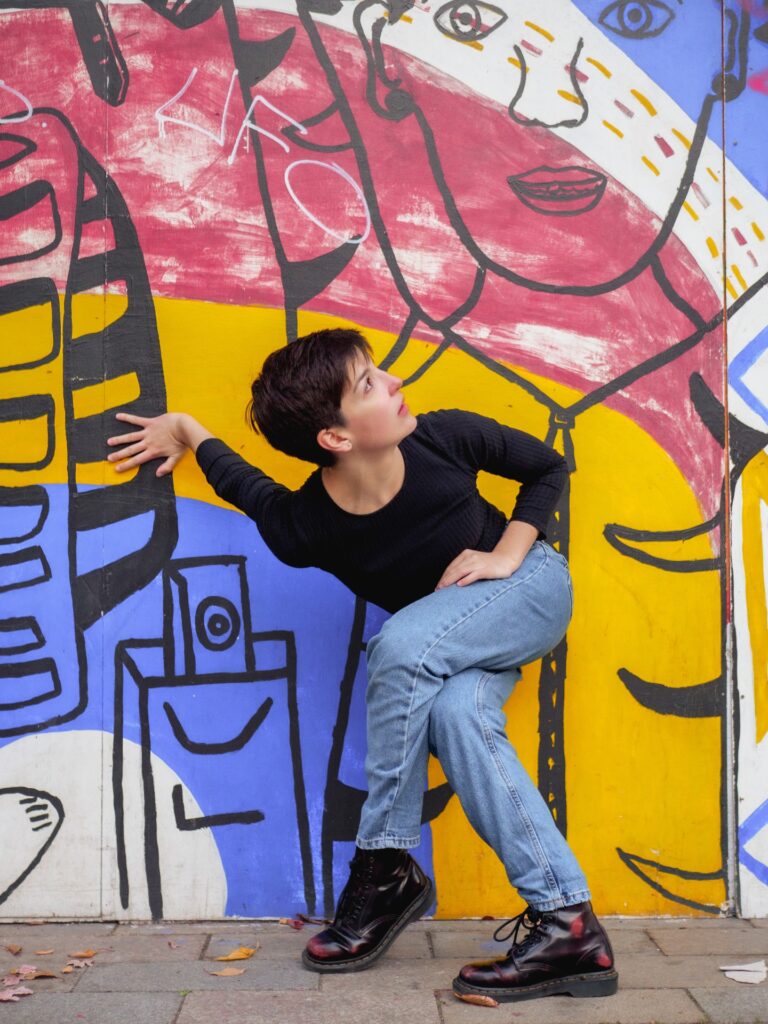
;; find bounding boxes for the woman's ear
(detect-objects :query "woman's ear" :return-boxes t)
[713,1,752,101]
[353,0,417,121]
[317,425,352,457]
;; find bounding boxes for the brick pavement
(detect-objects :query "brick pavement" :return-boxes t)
[0,917,765,1023]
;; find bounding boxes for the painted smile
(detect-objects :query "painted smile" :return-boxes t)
[507,166,607,216]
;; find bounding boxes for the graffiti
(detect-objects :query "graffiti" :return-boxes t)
[0,0,766,921]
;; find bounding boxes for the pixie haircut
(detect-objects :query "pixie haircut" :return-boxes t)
[248,328,372,467]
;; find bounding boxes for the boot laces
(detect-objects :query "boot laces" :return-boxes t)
[492,906,547,954]
[336,854,375,921]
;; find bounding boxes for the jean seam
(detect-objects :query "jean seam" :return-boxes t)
[380,550,551,837]
[475,669,562,905]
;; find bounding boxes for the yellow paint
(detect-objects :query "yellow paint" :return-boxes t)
[731,264,748,291]
[603,120,624,139]
[707,167,720,183]
[557,89,582,106]
[586,56,612,77]
[642,156,660,176]
[455,38,483,51]
[507,56,523,70]
[753,222,765,242]
[4,294,725,917]
[0,299,58,370]
[741,453,768,742]
[706,237,719,258]
[726,278,738,300]
[672,129,692,150]
[400,13,412,22]
[0,408,53,470]
[71,290,128,340]
[631,88,657,116]
[72,372,141,420]
[683,201,699,222]
[524,20,554,42]
[729,196,743,211]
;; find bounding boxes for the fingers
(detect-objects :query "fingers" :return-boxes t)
[156,453,182,477]
[115,411,151,427]
[107,441,145,462]
[107,429,145,447]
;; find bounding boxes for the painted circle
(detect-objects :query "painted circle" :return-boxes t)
[195,596,241,651]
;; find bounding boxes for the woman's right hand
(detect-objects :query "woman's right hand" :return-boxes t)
[107,412,195,477]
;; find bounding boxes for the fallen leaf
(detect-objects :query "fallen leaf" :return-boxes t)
[61,966,74,974]
[20,969,57,980]
[167,941,180,950]
[278,917,304,930]
[0,986,33,1002]
[33,949,54,956]
[453,992,499,1008]
[3,944,21,956]
[206,967,245,977]
[3,976,20,987]
[297,913,331,925]
[68,949,97,959]
[65,958,94,969]
[11,965,37,976]
[215,946,257,962]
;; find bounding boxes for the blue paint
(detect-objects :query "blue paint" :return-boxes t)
[730,324,768,426]
[739,795,768,886]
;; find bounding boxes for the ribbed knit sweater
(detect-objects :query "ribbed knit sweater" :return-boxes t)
[196,409,567,612]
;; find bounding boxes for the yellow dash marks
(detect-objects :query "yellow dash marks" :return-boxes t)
[706,236,719,258]
[672,128,692,150]
[603,120,623,138]
[725,278,739,300]
[72,372,141,419]
[631,88,657,115]
[524,20,554,42]
[507,55,523,70]
[730,196,744,211]
[457,38,483,51]
[707,166,720,183]
[558,89,582,105]
[642,156,660,176]
[732,264,748,290]
[683,201,699,221]
[586,56,612,77]
[400,13,412,22]
[753,222,765,241]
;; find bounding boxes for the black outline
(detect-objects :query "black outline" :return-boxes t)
[0,486,49,545]
[0,546,52,594]
[172,784,265,830]
[616,847,723,914]
[0,787,64,905]
[0,658,61,711]
[617,669,722,717]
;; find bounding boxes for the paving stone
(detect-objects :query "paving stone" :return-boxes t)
[689,987,768,1023]
[0,992,181,1024]
[747,918,768,928]
[86,931,207,963]
[177,989,442,1024]
[319,956,465,995]
[617,953,737,989]
[429,926,657,958]
[206,925,430,961]
[438,987,707,1023]
[76,960,318,992]
[648,924,768,956]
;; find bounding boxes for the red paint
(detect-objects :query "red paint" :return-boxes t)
[732,227,748,246]
[654,135,674,158]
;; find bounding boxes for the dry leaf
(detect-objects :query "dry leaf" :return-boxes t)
[3,944,21,956]
[453,992,499,1008]
[20,969,56,980]
[297,913,331,925]
[33,949,54,956]
[167,941,180,950]
[65,958,94,969]
[68,949,97,959]
[10,965,37,976]
[0,986,33,1002]
[278,917,304,930]
[214,946,257,962]
[2,976,20,987]
[61,966,74,974]
[206,967,245,977]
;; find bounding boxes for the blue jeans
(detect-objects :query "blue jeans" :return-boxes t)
[356,540,591,912]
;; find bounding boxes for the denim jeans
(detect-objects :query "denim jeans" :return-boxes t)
[356,540,591,912]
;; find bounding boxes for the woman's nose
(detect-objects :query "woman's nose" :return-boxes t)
[508,32,589,130]
[387,373,403,392]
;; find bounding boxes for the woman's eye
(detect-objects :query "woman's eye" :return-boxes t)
[434,1,507,43]
[598,0,674,39]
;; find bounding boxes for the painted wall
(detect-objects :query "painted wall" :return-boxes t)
[0,0,766,920]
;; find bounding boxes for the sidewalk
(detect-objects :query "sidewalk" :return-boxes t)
[1,917,767,1023]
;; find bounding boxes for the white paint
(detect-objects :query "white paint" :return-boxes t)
[0,78,32,123]
[284,158,371,242]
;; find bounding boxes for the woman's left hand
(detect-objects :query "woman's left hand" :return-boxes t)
[435,549,520,590]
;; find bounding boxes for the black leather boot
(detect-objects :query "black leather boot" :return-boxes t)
[453,901,618,1002]
[302,848,432,973]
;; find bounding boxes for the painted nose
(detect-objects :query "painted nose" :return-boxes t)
[508,36,589,130]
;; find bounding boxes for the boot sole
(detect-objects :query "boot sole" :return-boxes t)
[301,877,433,973]
[453,968,619,1002]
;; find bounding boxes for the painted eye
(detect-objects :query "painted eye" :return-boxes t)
[434,1,507,43]
[599,0,674,39]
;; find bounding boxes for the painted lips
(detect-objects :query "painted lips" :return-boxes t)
[507,165,607,216]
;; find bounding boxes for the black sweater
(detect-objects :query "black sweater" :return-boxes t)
[196,409,567,613]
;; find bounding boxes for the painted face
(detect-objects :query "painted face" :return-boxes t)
[352,0,727,290]
[337,353,417,452]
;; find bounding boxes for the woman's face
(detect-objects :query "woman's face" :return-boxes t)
[354,0,726,290]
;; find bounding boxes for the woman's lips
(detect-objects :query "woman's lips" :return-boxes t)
[507,165,607,216]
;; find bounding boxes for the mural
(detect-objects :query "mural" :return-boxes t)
[0,0,766,919]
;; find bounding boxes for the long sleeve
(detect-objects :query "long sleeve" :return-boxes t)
[419,410,568,536]
[196,438,314,567]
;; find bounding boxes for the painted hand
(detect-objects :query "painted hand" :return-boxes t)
[106,412,188,477]
[435,549,520,590]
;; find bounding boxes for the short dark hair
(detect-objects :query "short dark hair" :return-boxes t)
[248,328,372,467]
